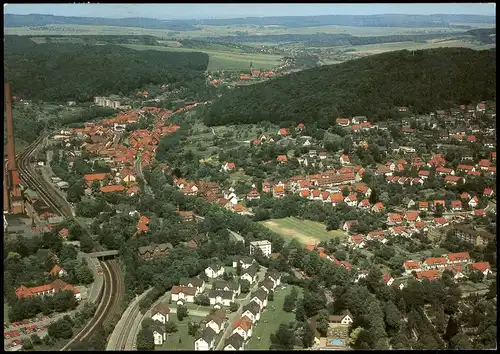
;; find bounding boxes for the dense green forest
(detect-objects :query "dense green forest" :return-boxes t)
[4,36,209,102]
[466,28,496,44]
[29,35,161,46]
[201,32,456,45]
[204,48,496,126]
[4,14,199,31]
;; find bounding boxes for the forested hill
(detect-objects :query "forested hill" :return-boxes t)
[4,35,209,102]
[204,48,496,126]
[4,14,199,31]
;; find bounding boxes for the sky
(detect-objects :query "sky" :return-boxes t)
[3,3,496,20]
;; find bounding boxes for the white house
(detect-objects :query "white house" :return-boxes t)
[208,290,235,307]
[195,327,216,351]
[213,280,241,296]
[265,271,281,287]
[221,162,236,173]
[205,262,225,279]
[468,196,479,208]
[49,265,68,278]
[249,289,268,310]
[240,264,259,284]
[249,240,272,257]
[383,274,395,286]
[232,315,253,340]
[224,333,245,351]
[205,309,226,334]
[329,310,354,325]
[179,277,206,295]
[171,286,196,304]
[241,301,261,324]
[232,256,255,270]
[152,323,167,346]
[151,302,170,324]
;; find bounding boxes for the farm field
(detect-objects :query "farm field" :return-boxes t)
[246,285,300,350]
[157,315,205,351]
[260,216,347,245]
[5,23,492,38]
[335,38,495,55]
[120,44,282,71]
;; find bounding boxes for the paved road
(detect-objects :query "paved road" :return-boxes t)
[107,288,153,350]
[134,153,153,196]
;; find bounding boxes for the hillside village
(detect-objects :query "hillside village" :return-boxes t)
[20,93,494,351]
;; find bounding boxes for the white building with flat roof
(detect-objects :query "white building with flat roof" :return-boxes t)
[249,240,272,258]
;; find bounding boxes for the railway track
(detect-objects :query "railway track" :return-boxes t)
[61,260,125,351]
[11,133,126,349]
[14,133,73,218]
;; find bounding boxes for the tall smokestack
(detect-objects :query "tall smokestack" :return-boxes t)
[3,162,9,213]
[5,83,16,171]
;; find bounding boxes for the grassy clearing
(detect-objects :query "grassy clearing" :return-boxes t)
[120,43,282,71]
[337,38,494,54]
[246,285,300,350]
[260,217,347,245]
[157,315,205,351]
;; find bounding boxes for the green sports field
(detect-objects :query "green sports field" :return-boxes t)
[260,216,347,245]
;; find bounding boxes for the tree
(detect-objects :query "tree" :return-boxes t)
[468,270,484,283]
[444,316,459,343]
[326,216,339,231]
[236,262,242,276]
[194,294,210,306]
[283,294,296,312]
[30,334,42,345]
[165,321,178,333]
[76,264,94,285]
[268,291,274,301]
[188,321,200,337]
[302,322,315,348]
[316,309,330,336]
[229,302,239,312]
[270,324,295,350]
[47,318,73,340]
[450,333,472,349]
[21,338,34,350]
[350,327,362,346]
[384,300,402,333]
[239,279,251,294]
[136,327,154,351]
[177,304,188,321]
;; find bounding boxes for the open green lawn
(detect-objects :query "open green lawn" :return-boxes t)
[157,315,204,351]
[120,44,282,71]
[4,302,10,324]
[260,217,347,246]
[246,285,301,350]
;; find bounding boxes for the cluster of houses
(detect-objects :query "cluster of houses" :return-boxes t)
[195,269,282,351]
[403,252,493,281]
[149,257,282,351]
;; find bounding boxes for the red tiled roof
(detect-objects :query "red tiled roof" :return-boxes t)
[416,270,441,280]
[471,262,490,273]
[84,173,107,181]
[58,228,69,238]
[447,252,470,262]
[404,260,421,270]
[100,185,125,193]
[425,257,447,266]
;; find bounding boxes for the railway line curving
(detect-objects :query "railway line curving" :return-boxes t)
[12,133,126,350]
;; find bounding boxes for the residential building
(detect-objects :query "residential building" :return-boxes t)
[208,290,235,307]
[249,240,272,257]
[195,327,216,351]
[15,279,81,300]
[171,286,196,304]
[151,302,170,324]
[328,310,353,325]
[205,262,225,279]
[224,333,245,351]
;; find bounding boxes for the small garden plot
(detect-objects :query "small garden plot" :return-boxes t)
[156,315,205,351]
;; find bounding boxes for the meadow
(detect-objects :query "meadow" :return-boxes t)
[260,216,347,246]
[120,44,282,71]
